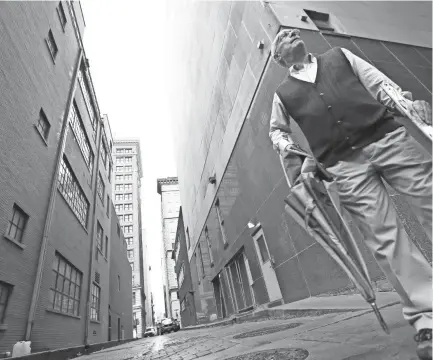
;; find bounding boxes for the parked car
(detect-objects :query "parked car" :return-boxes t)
[172,319,180,332]
[160,318,176,335]
[143,326,157,337]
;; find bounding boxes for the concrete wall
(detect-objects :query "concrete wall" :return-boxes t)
[169,0,432,320]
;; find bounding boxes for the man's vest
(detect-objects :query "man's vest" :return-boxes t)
[276,47,402,168]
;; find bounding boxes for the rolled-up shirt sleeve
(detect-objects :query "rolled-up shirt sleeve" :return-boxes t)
[269,93,295,154]
[341,48,402,110]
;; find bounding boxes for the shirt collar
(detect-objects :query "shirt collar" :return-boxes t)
[289,53,316,74]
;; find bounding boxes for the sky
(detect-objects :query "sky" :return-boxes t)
[81,0,176,319]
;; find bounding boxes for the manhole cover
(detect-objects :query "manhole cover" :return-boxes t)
[233,323,303,339]
[225,348,309,360]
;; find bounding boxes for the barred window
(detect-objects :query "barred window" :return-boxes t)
[97,173,105,203]
[69,102,94,171]
[90,283,100,321]
[46,29,58,60]
[36,108,51,141]
[77,65,97,135]
[124,214,133,222]
[96,222,103,253]
[58,157,89,227]
[49,253,82,316]
[0,282,12,323]
[6,204,28,243]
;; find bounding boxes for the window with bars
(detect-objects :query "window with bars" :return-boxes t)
[90,283,100,321]
[5,204,28,243]
[0,282,12,323]
[77,64,97,136]
[115,204,122,212]
[215,200,228,247]
[124,214,133,222]
[100,138,108,168]
[58,157,89,227]
[96,222,103,253]
[49,253,82,316]
[57,1,67,29]
[46,29,58,61]
[36,108,51,141]
[97,173,105,203]
[204,227,214,266]
[127,249,134,259]
[69,102,94,171]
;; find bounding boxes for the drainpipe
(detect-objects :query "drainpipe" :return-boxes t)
[83,117,104,347]
[24,48,83,341]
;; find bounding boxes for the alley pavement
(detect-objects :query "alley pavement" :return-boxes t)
[79,302,420,360]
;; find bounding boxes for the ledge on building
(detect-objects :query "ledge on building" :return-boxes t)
[3,234,26,250]
[46,308,81,320]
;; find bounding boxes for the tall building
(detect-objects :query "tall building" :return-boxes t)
[157,177,181,320]
[168,1,432,324]
[112,140,147,337]
[0,2,132,355]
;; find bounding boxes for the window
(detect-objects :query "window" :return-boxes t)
[36,108,51,141]
[124,174,132,181]
[46,29,58,61]
[106,196,110,217]
[118,275,120,291]
[49,253,82,316]
[195,252,201,282]
[116,157,123,164]
[115,184,123,191]
[132,291,136,305]
[57,2,67,29]
[215,200,228,246]
[178,263,185,288]
[96,222,103,253]
[116,148,123,154]
[198,243,205,278]
[124,214,133,222]
[100,138,108,168]
[0,282,12,323]
[5,204,28,243]
[127,249,134,259]
[124,184,132,191]
[115,204,122,213]
[186,228,191,249]
[115,175,123,181]
[204,227,214,265]
[105,236,109,258]
[69,102,94,172]
[180,298,186,312]
[125,148,132,154]
[124,203,133,211]
[97,173,105,203]
[115,194,122,201]
[116,166,123,172]
[58,157,89,227]
[256,235,270,263]
[124,225,133,234]
[125,166,132,172]
[125,156,132,163]
[77,64,97,136]
[90,283,100,321]
[124,193,132,201]
[118,215,123,222]
[303,10,340,32]
[126,237,133,246]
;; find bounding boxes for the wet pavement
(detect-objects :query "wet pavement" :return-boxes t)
[78,303,420,360]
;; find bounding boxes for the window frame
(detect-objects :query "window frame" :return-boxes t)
[46,29,58,62]
[90,283,101,321]
[57,1,67,30]
[0,281,13,324]
[96,172,105,204]
[35,108,51,142]
[5,204,29,244]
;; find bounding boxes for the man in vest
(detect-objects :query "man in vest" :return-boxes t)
[269,28,432,360]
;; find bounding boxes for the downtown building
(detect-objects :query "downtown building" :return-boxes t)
[169,1,432,326]
[157,177,181,320]
[0,1,132,355]
[112,140,148,337]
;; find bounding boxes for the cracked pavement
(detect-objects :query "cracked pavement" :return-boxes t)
[79,304,420,360]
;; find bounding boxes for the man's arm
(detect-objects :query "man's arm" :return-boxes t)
[269,93,295,154]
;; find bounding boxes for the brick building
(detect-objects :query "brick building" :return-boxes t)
[112,140,148,338]
[0,2,132,355]
[157,177,181,320]
[168,1,432,324]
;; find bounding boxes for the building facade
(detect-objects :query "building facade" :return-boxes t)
[157,177,181,320]
[112,140,147,338]
[0,1,132,355]
[168,1,432,324]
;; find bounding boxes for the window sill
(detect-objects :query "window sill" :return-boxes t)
[3,234,26,250]
[0,324,8,331]
[34,125,49,146]
[320,30,351,38]
[46,308,81,320]
[90,319,101,324]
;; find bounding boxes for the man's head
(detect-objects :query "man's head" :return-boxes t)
[271,28,308,68]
